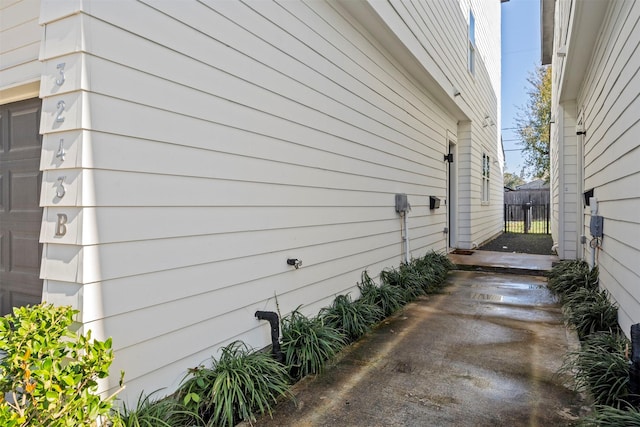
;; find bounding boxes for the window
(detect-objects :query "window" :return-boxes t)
[482,152,490,203]
[468,11,476,75]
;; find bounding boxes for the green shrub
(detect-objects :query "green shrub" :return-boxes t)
[578,405,640,426]
[380,252,452,300]
[0,304,118,427]
[563,287,619,340]
[416,251,454,286]
[562,332,630,407]
[379,266,424,301]
[280,308,346,381]
[176,341,290,427]
[320,294,383,342]
[111,391,201,427]
[357,271,406,318]
[547,260,598,302]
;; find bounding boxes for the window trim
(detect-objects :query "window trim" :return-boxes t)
[482,151,490,204]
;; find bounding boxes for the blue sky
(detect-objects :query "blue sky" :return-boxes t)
[501,0,542,179]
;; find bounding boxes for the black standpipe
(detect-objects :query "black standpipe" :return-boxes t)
[629,323,640,407]
[255,311,284,364]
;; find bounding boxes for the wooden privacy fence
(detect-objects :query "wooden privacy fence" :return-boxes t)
[504,203,550,234]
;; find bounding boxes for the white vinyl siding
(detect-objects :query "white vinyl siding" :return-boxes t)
[34,0,505,401]
[576,0,640,335]
[468,10,476,75]
[0,0,41,100]
[383,0,503,248]
[550,0,640,336]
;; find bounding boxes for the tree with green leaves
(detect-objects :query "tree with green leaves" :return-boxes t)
[516,65,551,180]
[504,171,525,189]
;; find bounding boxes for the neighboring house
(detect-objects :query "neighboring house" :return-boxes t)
[1,0,503,401]
[515,179,549,191]
[543,0,640,335]
[504,179,550,205]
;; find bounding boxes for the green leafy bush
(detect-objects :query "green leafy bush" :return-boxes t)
[579,405,640,426]
[379,266,424,301]
[176,341,290,427]
[320,294,383,342]
[562,331,630,407]
[358,271,406,318]
[280,308,345,381]
[547,260,598,302]
[379,252,452,300]
[0,303,118,427]
[563,287,619,339]
[111,390,201,427]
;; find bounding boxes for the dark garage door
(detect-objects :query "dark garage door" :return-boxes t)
[0,98,43,316]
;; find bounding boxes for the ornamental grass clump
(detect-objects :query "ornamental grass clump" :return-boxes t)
[320,294,383,343]
[111,391,201,427]
[280,307,346,381]
[563,287,619,340]
[547,260,598,302]
[357,271,406,318]
[578,405,640,426]
[176,341,290,427]
[0,304,118,427]
[379,266,424,301]
[414,251,454,294]
[561,331,630,408]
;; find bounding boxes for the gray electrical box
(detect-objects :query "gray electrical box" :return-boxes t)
[395,193,410,213]
[590,215,604,237]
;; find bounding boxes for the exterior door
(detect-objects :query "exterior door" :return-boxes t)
[0,98,44,315]
[447,139,457,250]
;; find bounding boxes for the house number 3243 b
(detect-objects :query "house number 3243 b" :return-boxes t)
[55,213,68,237]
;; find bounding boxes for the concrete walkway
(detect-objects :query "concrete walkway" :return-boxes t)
[251,251,584,426]
[449,250,558,276]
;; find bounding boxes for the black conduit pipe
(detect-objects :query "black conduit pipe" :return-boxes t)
[255,311,284,364]
[630,323,640,408]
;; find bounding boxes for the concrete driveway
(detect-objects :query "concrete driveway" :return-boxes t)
[252,268,585,426]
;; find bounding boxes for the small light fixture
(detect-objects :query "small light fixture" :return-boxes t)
[444,153,453,163]
[557,45,567,57]
[482,115,495,128]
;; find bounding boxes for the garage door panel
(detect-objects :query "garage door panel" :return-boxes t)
[11,232,41,274]
[0,98,43,316]
[0,173,4,211]
[0,231,4,272]
[10,171,41,211]
[8,104,41,154]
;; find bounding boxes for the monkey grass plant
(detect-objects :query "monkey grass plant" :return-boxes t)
[280,307,346,381]
[562,331,630,408]
[176,341,290,427]
[579,405,640,426]
[320,294,383,343]
[357,271,407,318]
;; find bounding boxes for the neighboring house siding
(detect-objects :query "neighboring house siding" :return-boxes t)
[388,0,503,248]
[36,1,500,401]
[549,0,640,336]
[575,0,640,334]
[0,0,41,101]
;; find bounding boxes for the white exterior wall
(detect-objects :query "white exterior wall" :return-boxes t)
[549,0,640,336]
[576,0,640,335]
[382,0,503,249]
[0,0,41,103]
[15,0,502,402]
